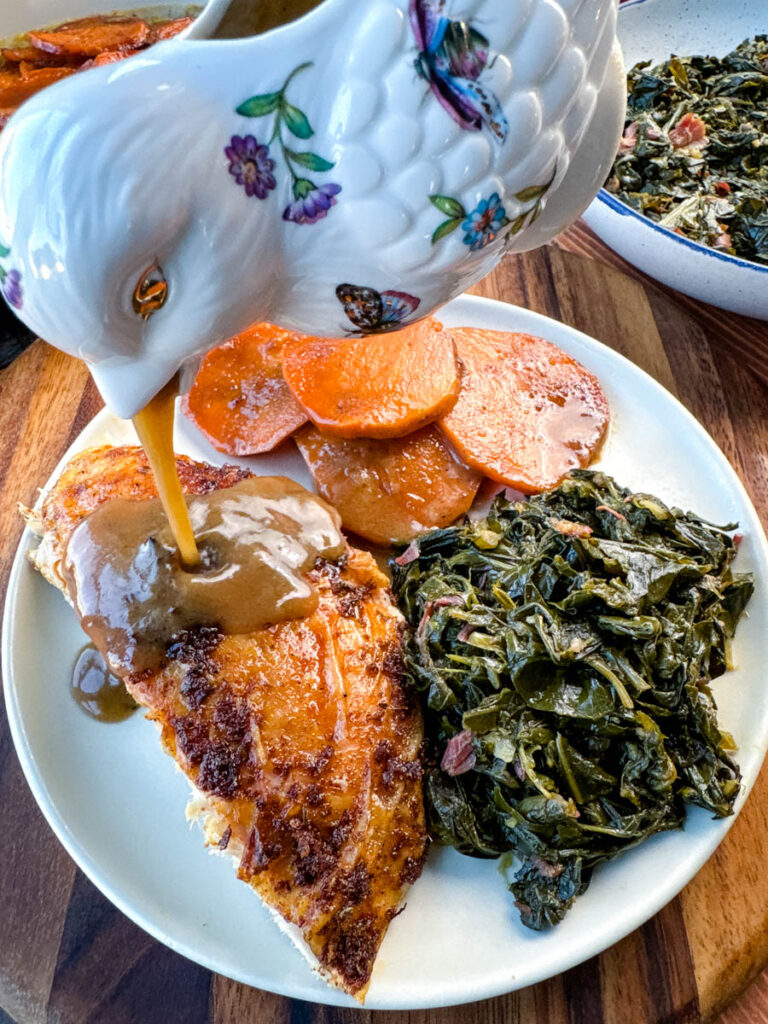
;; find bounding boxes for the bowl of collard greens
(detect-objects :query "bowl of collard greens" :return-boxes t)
[583,0,768,321]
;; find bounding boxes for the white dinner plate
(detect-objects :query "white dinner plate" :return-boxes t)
[3,294,768,1010]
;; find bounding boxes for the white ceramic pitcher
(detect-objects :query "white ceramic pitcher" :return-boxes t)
[0,0,625,417]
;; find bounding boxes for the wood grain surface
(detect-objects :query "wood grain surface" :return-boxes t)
[1,241,768,1024]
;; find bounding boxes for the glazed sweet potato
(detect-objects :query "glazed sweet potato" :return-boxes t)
[18,62,75,83]
[294,424,483,545]
[282,318,460,439]
[1,46,69,67]
[0,14,191,125]
[438,328,609,492]
[148,17,194,42]
[183,323,308,456]
[87,50,130,67]
[29,18,149,58]
[0,65,74,110]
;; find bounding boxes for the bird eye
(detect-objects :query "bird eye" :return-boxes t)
[132,261,168,320]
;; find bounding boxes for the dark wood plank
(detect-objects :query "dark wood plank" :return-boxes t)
[47,873,166,1022]
[553,223,768,390]
[83,942,210,1024]
[0,344,93,1024]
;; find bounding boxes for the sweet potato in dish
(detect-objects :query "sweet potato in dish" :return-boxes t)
[18,63,75,85]
[0,65,74,111]
[183,323,308,455]
[0,14,194,125]
[283,318,460,439]
[1,46,69,66]
[295,424,483,545]
[87,50,128,67]
[28,18,149,58]
[148,16,194,42]
[438,328,609,492]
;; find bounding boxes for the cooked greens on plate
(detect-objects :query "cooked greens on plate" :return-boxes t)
[392,471,754,930]
[606,35,768,265]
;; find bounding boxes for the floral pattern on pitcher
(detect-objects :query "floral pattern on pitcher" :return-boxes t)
[336,284,421,335]
[0,243,23,310]
[228,62,341,225]
[429,169,557,250]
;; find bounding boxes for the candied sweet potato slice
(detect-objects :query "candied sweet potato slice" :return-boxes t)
[2,46,69,66]
[0,65,74,111]
[294,424,483,545]
[2,47,40,64]
[19,62,77,82]
[183,323,308,456]
[88,50,131,67]
[55,16,125,30]
[438,328,609,492]
[282,318,460,439]
[148,17,195,42]
[29,18,149,57]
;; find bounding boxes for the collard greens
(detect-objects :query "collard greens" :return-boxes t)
[606,36,768,264]
[392,471,754,929]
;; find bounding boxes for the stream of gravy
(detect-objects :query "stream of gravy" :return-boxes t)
[132,376,200,567]
[64,475,345,675]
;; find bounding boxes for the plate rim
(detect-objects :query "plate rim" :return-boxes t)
[3,292,768,1010]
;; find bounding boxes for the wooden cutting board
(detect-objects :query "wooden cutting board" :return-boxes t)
[1,244,767,1024]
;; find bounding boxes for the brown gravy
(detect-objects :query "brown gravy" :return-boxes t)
[213,0,324,38]
[132,376,200,568]
[71,645,139,722]
[63,476,345,675]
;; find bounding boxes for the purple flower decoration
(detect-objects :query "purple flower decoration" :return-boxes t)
[233,64,341,225]
[462,193,507,251]
[283,181,342,225]
[2,268,22,310]
[225,134,276,199]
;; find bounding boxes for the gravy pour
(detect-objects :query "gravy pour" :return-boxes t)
[63,475,345,675]
[132,375,200,567]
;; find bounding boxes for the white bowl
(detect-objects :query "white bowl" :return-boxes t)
[582,0,768,321]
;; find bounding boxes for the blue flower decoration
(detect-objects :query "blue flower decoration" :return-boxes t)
[461,193,508,251]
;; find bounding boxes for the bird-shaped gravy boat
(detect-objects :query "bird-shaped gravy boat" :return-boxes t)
[0,0,625,418]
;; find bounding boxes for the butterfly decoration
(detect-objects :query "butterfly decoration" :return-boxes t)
[336,284,421,334]
[410,0,509,144]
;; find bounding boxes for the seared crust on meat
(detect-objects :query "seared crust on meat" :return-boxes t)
[38,444,250,553]
[32,445,427,999]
